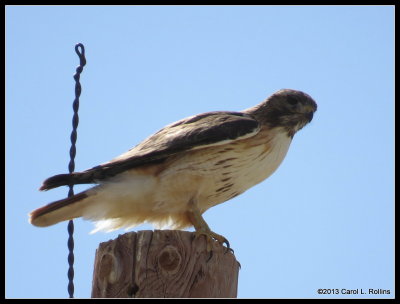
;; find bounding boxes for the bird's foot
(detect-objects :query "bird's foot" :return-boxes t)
[193,228,233,259]
[186,199,233,260]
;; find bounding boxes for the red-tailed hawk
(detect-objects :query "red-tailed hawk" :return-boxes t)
[30,89,317,250]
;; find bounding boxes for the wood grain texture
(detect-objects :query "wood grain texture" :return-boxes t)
[91,230,240,298]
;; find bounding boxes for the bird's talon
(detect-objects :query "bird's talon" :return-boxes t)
[225,247,234,254]
[223,238,230,250]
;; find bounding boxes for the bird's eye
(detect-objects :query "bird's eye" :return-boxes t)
[287,97,298,106]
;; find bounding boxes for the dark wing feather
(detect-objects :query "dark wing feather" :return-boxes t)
[40,111,259,190]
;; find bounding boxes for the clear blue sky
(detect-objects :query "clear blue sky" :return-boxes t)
[6,5,394,299]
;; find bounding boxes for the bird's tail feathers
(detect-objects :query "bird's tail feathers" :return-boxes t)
[39,172,94,191]
[29,191,90,227]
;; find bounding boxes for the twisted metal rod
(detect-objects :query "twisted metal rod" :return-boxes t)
[67,43,86,298]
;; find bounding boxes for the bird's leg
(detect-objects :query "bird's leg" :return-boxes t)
[186,198,230,254]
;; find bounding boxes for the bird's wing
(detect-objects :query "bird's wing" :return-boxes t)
[40,111,260,190]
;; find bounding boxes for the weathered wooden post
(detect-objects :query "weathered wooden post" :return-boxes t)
[91,230,240,298]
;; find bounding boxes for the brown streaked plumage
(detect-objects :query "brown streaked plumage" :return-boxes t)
[30,89,317,250]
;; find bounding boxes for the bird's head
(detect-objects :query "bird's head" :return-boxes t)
[247,89,317,138]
